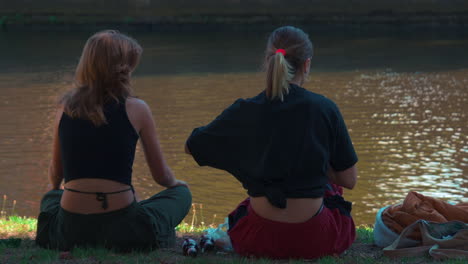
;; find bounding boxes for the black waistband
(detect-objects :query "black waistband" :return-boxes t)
[64,186,134,210]
[323,194,352,217]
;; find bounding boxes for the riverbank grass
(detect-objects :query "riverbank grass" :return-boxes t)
[1,217,466,264]
[0,216,36,239]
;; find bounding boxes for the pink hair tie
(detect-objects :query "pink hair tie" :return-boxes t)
[275,49,286,56]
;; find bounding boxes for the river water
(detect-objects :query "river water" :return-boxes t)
[0,30,466,225]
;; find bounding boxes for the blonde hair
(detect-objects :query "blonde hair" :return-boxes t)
[267,52,294,101]
[264,26,313,101]
[61,30,143,126]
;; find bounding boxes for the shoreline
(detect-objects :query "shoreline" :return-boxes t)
[1,13,467,32]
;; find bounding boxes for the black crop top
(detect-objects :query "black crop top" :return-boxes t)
[187,84,358,208]
[59,100,139,186]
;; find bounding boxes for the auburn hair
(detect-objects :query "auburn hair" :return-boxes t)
[61,30,142,126]
[264,26,313,101]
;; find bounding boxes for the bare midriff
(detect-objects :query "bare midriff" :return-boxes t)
[61,178,135,214]
[250,196,324,223]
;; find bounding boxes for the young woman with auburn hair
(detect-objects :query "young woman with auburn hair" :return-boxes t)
[185,26,358,259]
[36,30,191,252]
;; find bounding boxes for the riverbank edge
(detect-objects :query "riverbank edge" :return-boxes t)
[2,216,466,264]
[0,216,374,263]
[1,13,468,32]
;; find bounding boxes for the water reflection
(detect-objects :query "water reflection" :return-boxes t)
[0,31,467,225]
[342,70,467,224]
[1,69,466,225]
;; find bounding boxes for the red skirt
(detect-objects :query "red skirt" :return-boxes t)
[227,184,356,259]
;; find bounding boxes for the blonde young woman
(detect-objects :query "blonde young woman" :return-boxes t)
[36,30,191,251]
[185,26,358,259]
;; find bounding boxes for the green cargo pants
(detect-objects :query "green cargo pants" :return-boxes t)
[36,186,191,252]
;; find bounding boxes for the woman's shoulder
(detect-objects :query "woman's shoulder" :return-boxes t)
[209,93,266,123]
[233,90,266,105]
[126,97,151,114]
[293,86,338,111]
[229,91,268,113]
[124,97,153,134]
[126,97,147,107]
[125,97,154,127]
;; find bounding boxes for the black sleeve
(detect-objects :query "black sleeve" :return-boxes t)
[186,100,241,170]
[329,103,358,171]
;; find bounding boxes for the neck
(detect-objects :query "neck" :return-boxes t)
[290,76,304,87]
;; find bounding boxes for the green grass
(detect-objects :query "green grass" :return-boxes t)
[2,217,467,263]
[1,216,208,237]
[175,222,209,234]
[0,216,36,239]
[4,240,466,264]
[356,225,374,244]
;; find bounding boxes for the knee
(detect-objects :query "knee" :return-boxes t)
[162,185,192,210]
[173,186,192,210]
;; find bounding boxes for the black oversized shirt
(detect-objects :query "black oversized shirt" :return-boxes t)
[187,84,358,208]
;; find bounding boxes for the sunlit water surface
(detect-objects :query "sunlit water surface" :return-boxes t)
[0,30,466,225]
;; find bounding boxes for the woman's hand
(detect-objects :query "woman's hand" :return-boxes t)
[165,179,189,189]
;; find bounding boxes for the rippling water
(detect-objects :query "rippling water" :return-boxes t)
[0,30,466,225]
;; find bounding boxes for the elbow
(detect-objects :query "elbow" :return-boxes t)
[339,178,356,190]
[48,164,63,189]
[154,166,176,187]
[184,143,191,155]
[333,165,357,190]
[48,163,57,181]
[48,163,53,176]
[345,178,357,190]
[345,167,358,190]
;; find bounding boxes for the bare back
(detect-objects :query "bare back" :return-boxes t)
[250,197,323,223]
[250,165,357,223]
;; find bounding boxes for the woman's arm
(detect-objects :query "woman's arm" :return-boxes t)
[127,98,187,188]
[327,165,357,190]
[328,100,358,190]
[184,99,244,169]
[49,107,64,190]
